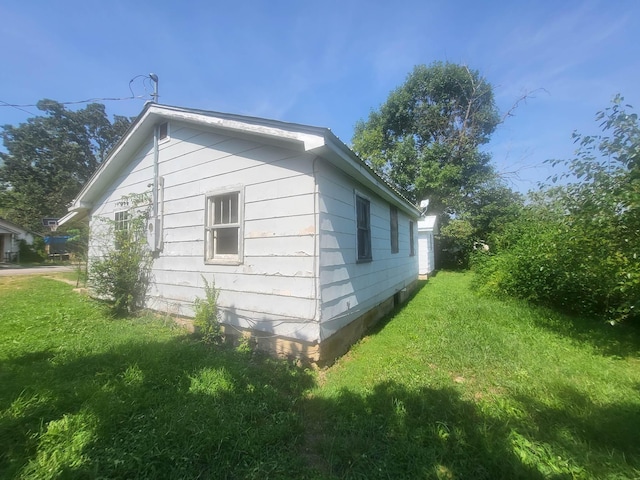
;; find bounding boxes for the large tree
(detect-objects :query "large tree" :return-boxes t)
[353,62,502,214]
[353,62,521,266]
[0,100,131,232]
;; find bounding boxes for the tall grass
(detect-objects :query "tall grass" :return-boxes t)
[0,276,313,479]
[1,272,639,479]
[305,272,640,479]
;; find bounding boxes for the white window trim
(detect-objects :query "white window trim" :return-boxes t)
[204,185,244,265]
[114,209,130,232]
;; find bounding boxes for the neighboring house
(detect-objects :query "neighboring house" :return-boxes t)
[418,215,438,276]
[0,218,34,263]
[60,103,422,363]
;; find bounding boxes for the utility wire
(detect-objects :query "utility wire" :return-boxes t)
[0,95,148,109]
[0,99,36,116]
[1,74,157,111]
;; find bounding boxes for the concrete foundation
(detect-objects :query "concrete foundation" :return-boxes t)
[213,280,418,365]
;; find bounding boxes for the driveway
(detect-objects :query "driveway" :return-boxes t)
[0,265,76,277]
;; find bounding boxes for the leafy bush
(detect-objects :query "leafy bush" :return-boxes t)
[18,238,44,263]
[475,97,640,324]
[89,193,153,316]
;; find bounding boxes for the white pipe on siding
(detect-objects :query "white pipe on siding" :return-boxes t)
[312,156,322,337]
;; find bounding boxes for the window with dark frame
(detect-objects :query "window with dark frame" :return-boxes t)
[409,220,415,256]
[390,205,399,253]
[205,190,242,263]
[356,195,372,262]
[158,122,169,141]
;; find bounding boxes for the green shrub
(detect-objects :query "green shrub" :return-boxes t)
[89,193,153,316]
[18,238,44,263]
[475,96,640,324]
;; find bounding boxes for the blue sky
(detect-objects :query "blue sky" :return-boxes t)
[1,0,638,192]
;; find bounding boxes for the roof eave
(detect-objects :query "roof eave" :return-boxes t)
[318,132,422,218]
[66,103,421,219]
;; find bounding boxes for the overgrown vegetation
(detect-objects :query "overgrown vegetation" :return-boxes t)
[193,276,222,344]
[2,272,639,479]
[88,192,153,316]
[475,96,640,324]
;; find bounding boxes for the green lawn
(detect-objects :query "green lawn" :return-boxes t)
[1,272,639,479]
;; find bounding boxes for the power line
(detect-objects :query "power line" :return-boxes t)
[0,94,147,109]
[1,73,159,112]
[0,99,36,116]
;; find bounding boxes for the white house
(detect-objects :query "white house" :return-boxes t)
[60,103,422,363]
[0,218,35,263]
[418,215,438,276]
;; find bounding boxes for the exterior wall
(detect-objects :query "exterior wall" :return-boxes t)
[89,120,320,342]
[418,231,435,275]
[418,216,438,275]
[316,161,419,341]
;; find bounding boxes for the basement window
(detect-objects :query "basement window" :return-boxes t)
[205,188,243,264]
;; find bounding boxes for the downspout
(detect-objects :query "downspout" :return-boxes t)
[153,125,159,220]
[149,124,162,252]
[152,124,159,251]
[312,157,322,342]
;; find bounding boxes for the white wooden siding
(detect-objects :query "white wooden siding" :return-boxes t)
[89,120,319,340]
[316,161,418,340]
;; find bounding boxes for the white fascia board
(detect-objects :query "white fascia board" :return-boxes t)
[57,211,79,227]
[68,104,327,211]
[154,106,326,151]
[66,103,416,219]
[319,134,422,218]
[0,223,22,235]
[0,218,32,235]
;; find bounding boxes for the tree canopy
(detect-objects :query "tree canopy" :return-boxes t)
[353,62,521,267]
[352,62,502,214]
[0,100,131,232]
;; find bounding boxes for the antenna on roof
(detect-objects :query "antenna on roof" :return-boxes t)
[419,198,430,216]
[149,73,159,103]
